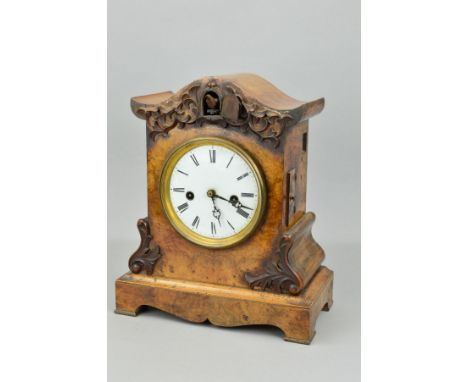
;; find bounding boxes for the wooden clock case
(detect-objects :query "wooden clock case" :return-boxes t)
[115,74,333,344]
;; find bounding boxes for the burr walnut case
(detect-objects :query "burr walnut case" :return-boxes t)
[115,73,333,344]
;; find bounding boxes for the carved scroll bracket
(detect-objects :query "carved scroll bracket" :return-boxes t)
[245,238,301,295]
[128,217,162,275]
[244,212,324,295]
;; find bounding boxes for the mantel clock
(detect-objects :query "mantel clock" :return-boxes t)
[115,74,333,344]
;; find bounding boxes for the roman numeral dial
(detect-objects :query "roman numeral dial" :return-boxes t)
[161,138,266,248]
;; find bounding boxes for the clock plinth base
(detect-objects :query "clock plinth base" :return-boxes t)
[115,266,333,344]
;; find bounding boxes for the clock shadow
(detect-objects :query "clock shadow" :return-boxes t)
[138,305,285,340]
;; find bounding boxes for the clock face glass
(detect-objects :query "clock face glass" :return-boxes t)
[160,137,266,248]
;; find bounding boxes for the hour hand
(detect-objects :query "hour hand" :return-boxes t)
[209,196,222,225]
[212,205,221,224]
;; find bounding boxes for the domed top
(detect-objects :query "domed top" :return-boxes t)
[130,73,324,148]
[131,73,323,120]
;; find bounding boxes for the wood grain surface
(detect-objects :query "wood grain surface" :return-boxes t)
[115,74,332,343]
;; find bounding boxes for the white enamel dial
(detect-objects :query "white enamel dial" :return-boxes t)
[160,138,266,248]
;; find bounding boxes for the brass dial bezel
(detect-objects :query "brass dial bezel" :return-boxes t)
[160,137,267,249]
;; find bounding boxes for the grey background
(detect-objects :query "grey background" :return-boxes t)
[108,0,360,381]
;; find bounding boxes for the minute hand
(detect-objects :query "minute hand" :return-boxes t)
[213,194,254,210]
[234,201,253,211]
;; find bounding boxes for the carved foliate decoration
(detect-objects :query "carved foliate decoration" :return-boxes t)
[223,83,294,148]
[244,237,301,295]
[128,217,162,275]
[146,81,201,141]
[145,78,294,148]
